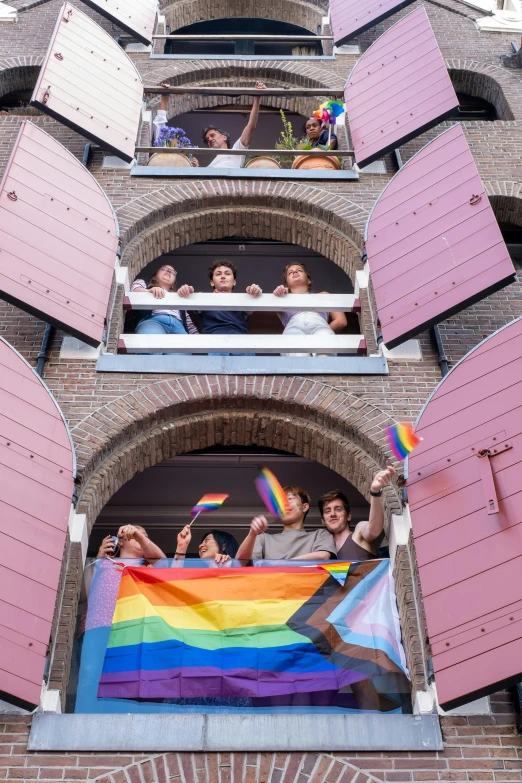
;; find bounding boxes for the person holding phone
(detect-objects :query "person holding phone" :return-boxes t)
[97,525,166,563]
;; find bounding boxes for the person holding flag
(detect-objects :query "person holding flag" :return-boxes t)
[236,469,336,561]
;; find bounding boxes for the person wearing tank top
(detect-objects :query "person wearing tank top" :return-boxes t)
[318,467,397,561]
[272,262,347,356]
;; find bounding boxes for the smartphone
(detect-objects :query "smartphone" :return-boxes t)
[110,535,120,556]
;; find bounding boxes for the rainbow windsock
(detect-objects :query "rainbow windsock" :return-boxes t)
[190,493,229,518]
[255,467,290,519]
[319,561,352,586]
[386,423,421,461]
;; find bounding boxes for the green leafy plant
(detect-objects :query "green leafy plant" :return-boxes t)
[274,110,309,168]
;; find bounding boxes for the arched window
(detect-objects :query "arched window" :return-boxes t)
[165,18,323,56]
[446,92,497,121]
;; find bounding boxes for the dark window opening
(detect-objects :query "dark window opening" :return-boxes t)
[165,18,322,56]
[0,88,40,115]
[447,92,497,121]
[500,222,522,270]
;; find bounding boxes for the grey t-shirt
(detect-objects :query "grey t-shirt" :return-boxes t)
[252,528,336,560]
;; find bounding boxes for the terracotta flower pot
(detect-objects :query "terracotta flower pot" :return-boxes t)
[245,156,281,169]
[148,151,192,167]
[291,154,341,170]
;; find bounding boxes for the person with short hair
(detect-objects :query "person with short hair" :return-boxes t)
[319,467,396,560]
[273,262,347,356]
[236,485,336,561]
[97,525,166,562]
[177,259,261,356]
[304,116,338,150]
[153,82,266,168]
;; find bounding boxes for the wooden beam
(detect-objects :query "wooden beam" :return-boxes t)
[118,334,367,354]
[143,86,344,97]
[123,292,360,312]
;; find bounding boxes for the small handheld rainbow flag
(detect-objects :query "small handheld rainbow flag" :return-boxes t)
[386,423,421,461]
[190,493,229,519]
[255,467,291,519]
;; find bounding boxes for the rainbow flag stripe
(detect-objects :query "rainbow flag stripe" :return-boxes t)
[386,422,421,461]
[98,562,408,701]
[319,561,351,585]
[190,493,228,518]
[254,467,290,519]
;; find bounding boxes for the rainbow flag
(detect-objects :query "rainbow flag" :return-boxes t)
[319,561,351,585]
[98,561,408,701]
[386,422,421,461]
[254,467,290,519]
[190,493,228,517]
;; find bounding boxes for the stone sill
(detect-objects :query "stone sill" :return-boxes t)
[96,354,389,375]
[131,166,359,181]
[29,713,443,752]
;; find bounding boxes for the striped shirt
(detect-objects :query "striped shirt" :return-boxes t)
[131,280,198,334]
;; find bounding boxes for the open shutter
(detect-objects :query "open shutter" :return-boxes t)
[80,0,158,46]
[0,337,75,709]
[345,8,459,168]
[30,2,143,162]
[0,121,119,347]
[365,125,516,349]
[330,0,416,46]
[408,317,522,710]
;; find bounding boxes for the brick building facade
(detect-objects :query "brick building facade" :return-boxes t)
[0,0,522,777]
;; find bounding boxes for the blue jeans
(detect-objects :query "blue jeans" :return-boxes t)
[136,314,189,355]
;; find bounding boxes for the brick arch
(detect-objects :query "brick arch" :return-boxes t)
[488,190,522,225]
[110,191,373,349]
[88,752,384,783]
[71,378,400,528]
[0,58,43,100]
[445,59,521,121]
[160,0,326,35]
[144,64,344,119]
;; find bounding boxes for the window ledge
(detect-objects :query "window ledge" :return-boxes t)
[29,713,442,752]
[149,54,336,60]
[96,354,389,374]
[131,166,358,181]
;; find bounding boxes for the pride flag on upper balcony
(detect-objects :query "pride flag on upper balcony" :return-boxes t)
[97,561,408,701]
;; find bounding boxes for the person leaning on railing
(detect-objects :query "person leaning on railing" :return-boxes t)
[272,262,347,356]
[304,116,338,150]
[174,526,239,564]
[97,525,166,563]
[130,262,198,354]
[153,81,266,168]
[177,258,261,356]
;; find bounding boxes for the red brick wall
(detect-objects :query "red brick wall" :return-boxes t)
[0,693,519,782]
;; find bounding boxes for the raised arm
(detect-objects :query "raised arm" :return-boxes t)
[356,466,396,544]
[236,515,268,560]
[240,82,266,147]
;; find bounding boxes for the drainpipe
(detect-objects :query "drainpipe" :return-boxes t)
[35,323,54,377]
[431,324,450,377]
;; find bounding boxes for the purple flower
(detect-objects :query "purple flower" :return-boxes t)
[153,125,193,148]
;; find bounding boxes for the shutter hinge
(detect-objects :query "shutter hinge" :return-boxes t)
[476,441,512,515]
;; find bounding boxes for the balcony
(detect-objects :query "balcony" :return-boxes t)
[98,290,388,375]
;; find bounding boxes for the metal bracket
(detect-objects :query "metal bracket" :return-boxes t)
[476,440,512,515]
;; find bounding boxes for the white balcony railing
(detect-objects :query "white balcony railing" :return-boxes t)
[120,292,365,354]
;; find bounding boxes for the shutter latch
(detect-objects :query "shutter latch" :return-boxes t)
[476,441,512,515]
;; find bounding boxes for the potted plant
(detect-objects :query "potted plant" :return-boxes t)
[148,126,195,167]
[275,109,342,171]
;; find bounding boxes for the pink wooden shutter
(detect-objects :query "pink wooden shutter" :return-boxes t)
[0,336,75,709]
[0,121,119,347]
[330,0,416,47]
[31,2,143,162]
[408,316,522,710]
[81,0,157,45]
[345,7,459,169]
[365,125,516,349]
